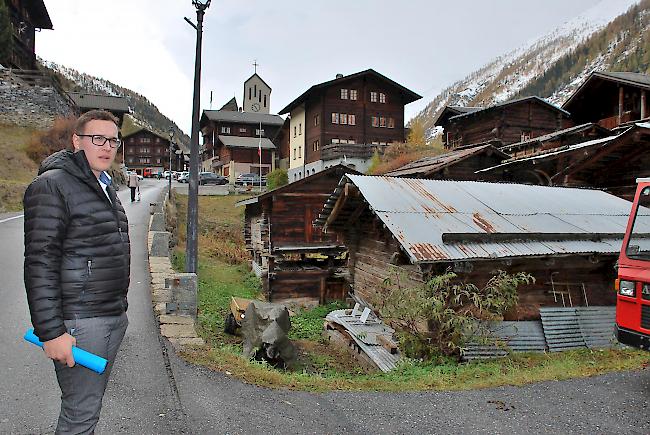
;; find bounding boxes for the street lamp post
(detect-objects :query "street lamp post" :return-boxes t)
[185,0,210,274]
[168,128,174,199]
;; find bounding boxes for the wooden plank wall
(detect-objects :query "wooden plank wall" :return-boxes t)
[448,101,569,147]
[428,153,506,181]
[345,215,617,320]
[347,216,424,307]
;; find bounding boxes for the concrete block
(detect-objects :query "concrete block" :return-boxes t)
[150,212,166,232]
[160,323,197,338]
[169,337,205,348]
[165,273,198,318]
[151,289,172,303]
[154,303,167,315]
[149,202,163,215]
[159,314,194,325]
[150,231,170,257]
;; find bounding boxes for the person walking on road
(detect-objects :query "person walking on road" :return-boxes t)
[128,170,140,202]
[23,110,131,434]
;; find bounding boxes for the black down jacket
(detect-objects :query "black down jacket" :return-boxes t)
[24,150,130,341]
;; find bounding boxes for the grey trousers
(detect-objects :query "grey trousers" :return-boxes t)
[53,313,128,435]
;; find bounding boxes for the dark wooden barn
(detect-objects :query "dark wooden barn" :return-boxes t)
[563,71,650,129]
[384,143,508,179]
[68,93,130,126]
[436,97,572,149]
[500,123,612,159]
[238,165,360,304]
[478,123,650,200]
[316,175,629,320]
[2,0,52,69]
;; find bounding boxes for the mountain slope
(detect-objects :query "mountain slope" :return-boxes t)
[519,0,650,104]
[38,60,189,146]
[412,0,642,139]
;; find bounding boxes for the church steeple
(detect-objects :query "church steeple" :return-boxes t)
[243,61,271,114]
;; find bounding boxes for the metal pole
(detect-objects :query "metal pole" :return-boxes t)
[186,3,208,274]
[168,130,174,200]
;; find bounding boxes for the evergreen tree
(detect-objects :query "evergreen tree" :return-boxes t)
[0,1,12,65]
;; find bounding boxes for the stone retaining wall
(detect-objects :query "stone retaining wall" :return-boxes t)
[147,189,204,349]
[0,69,77,129]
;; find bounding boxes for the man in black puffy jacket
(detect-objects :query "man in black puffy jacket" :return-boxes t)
[24,110,130,434]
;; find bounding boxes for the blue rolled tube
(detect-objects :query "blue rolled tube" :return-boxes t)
[24,329,108,374]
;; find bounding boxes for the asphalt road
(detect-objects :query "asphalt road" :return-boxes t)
[0,179,184,434]
[2,179,649,434]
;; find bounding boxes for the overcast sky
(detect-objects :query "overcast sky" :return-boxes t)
[37,0,630,134]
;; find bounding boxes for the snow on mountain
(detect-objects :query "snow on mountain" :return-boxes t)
[414,0,640,139]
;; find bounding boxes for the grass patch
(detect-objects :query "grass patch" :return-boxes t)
[172,194,650,391]
[180,346,649,392]
[0,123,40,211]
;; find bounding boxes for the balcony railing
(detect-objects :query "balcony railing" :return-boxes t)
[320,143,388,161]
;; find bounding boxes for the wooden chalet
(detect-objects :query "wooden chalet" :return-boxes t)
[278,69,421,181]
[563,71,650,129]
[316,175,628,320]
[238,165,360,304]
[2,0,52,69]
[272,116,291,170]
[434,106,480,146]
[68,93,130,126]
[477,123,650,200]
[384,143,508,179]
[199,109,284,181]
[437,97,572,149]
[122,128,183,175]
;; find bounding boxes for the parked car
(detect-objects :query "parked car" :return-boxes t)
[177,172,190,183]
[199,172,228,185]
[235,173,266,186]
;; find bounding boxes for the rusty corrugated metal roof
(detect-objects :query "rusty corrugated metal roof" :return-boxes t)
[320,175,646,264]
[384,145,508,177]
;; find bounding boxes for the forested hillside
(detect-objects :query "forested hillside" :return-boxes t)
[518,0,650,103]
[410,0,644,139]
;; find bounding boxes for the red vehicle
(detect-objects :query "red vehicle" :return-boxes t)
[616,178,650,349]
[143,167,154,178]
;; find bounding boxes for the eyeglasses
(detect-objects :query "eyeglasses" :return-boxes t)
[76,134,122,149]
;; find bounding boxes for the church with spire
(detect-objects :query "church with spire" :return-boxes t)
[199,63,285,181]
[243,61,272,114]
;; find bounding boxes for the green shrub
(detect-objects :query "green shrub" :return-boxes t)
[266,168,288,190]
[376,269,534,360]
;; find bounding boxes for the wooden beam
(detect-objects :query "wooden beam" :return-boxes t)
[551,134,627,181]
[274,193,331,197]
[642,91,647,120]
[325,183,353,228]
[618,86,624,125]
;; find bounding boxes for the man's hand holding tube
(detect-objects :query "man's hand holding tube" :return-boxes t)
[43,333,77,367]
